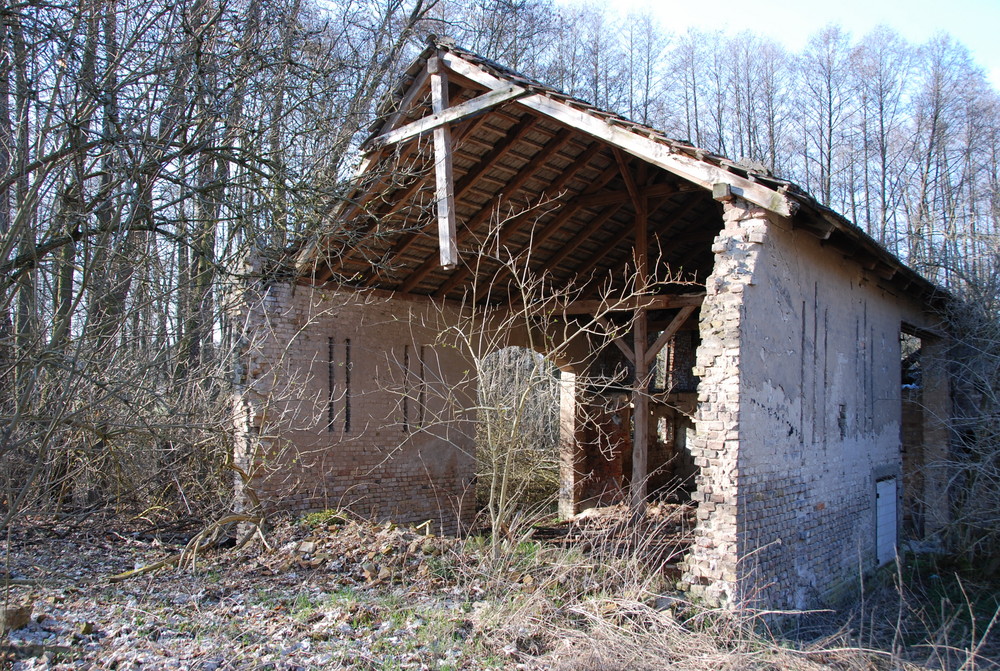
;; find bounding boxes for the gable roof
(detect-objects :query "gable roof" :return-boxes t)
[296,38,940,305]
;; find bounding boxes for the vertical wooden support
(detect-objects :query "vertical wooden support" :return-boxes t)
[429,56,458,269]
[630,171,650,514]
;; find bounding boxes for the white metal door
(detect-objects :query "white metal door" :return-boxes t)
[875,478,898,566]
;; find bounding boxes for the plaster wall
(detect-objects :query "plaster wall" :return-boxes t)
[683,199,942,609]
[233,282,476,534]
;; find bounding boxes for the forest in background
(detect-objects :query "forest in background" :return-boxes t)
[0,0,997,541]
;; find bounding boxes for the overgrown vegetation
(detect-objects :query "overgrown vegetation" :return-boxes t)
[4,511,997,668]
[475,346,561,515]
[943,279,1000,568]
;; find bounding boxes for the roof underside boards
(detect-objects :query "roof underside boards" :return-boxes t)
[298,40,940,306]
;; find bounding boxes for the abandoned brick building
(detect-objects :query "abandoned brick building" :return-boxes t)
[233,39,952,609]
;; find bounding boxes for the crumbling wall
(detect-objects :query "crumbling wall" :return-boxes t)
[683,199,941,609]
[682,200,765,605]
[233,281,476,534]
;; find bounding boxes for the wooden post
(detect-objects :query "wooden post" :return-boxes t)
[630,164,649,515]
[428,56,458,269]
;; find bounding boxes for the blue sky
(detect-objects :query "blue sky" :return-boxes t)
[556,0,1000,89]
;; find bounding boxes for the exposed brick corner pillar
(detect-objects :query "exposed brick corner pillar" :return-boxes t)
[681,198,770,606]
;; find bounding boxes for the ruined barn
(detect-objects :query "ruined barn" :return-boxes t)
[233,39,952,609]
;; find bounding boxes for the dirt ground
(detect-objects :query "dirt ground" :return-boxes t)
[2,505,996,671]
[0,505,696,670]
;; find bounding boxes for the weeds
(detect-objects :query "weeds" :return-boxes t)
[426,504,999,670]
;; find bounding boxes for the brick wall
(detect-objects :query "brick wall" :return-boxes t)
[681,200,763,605]
[682,199,938,609]
[233,281,477,535]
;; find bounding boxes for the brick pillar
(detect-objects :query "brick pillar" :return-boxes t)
[681,198,769,605]
[921,337,952,535]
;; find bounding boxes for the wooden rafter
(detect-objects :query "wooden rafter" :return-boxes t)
[430,143,610,298]
[315,114,499,283]
[574,197,702,296]
[536,203,626,276]
[393,132,581,294]
[573,182,681,210]
[476,161,623,292]
[569,193,699,292]
[360,116,542,287]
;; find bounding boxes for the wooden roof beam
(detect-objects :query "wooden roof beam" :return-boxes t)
[430,142,610,298]
[560,293,704,315]
[439,51,798,218]
[365,83,530,151]
[393,132,581,294]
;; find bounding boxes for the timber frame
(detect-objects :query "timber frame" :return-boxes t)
[294,37,943,513]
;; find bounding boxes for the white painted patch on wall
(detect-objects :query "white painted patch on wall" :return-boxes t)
[875,477,898,566]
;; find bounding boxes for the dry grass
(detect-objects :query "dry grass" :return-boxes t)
[442,504,999,671]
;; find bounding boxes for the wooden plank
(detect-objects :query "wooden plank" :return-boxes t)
[561,293,704,315]
[595,316,635,364]
[439,51,797,218]
[430,56,458,269]
[643,305,697,368]
[366,84,529,150]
